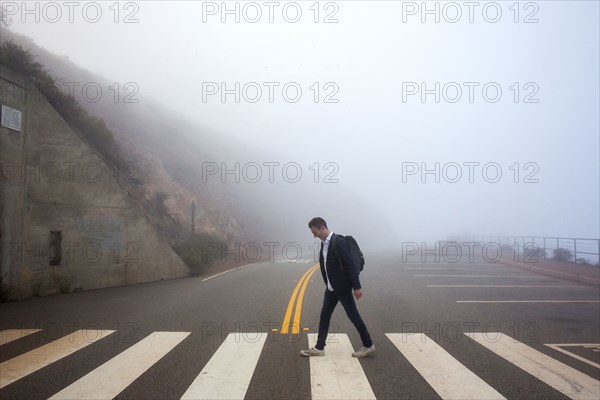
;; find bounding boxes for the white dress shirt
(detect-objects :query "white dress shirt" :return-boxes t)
[322,231,335,291]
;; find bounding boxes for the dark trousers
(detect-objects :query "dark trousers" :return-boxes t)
[315,288,373,350]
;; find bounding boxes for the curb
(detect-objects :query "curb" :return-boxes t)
[499,258,600,287]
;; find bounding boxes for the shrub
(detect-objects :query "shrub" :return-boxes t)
[552,248,573,262]
[49,267,72,293]
[31,280,42,297]
[179,233,226,276]
[575,257,599,267]
[0,273,16,302]
[0,41,49,82]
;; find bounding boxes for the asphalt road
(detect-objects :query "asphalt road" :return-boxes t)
[1,250,599,399]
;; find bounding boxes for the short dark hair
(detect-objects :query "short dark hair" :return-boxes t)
[308,217,327,229]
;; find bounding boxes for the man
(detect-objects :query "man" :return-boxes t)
[300,217,375,358]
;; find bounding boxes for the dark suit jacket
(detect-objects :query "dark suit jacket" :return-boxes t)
[319,233,362,292]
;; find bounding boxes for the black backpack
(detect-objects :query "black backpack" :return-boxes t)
[332,234,365,272]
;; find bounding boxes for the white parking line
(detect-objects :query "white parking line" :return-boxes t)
[414,275,538,277]
[308,333,376,400]
[50,331,190,400]
[457,301,600,303]
[405,267,470,270]
[466,332,600,400]
[402,263,502,266]
[181,333,267,400]
[387,333,505,400]
[545,344,600,369]
[428,285,582,288]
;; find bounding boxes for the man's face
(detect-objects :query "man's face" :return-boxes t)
[310,226,327,240]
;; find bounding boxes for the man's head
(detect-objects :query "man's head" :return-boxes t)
[308,217,330,241]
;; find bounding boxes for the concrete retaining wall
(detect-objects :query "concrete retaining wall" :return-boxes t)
[1,66,189,299]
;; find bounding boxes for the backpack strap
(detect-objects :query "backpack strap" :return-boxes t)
[331,234,344,271]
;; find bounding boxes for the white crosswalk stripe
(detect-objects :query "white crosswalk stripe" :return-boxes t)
[49,331,190,400]
[1,328,599,399]
[0,329,41,345]
[466,332,600,400]
[307,333,376,400]
[386,333,506,400]
[0,329,115,389]
[180,332,268,400]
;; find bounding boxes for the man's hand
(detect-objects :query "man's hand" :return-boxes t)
[354,288,362,300]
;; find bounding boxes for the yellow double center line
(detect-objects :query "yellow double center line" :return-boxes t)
[281,263,319,335]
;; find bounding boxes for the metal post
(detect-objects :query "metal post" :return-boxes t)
[543,237,546,258]
[191,201,195,237]
[574,239,577,263]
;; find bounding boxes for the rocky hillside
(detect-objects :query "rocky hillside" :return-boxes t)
[0,26,247,249]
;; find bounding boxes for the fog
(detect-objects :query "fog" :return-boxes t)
[4,1,599,251]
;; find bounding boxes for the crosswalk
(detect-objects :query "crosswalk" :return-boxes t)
[307,333,376,400]
[1,328,598,399]
[181,333,267,400]
[0,329,115,389]
[466,332,599,400]
[387,333,505,400]
[50,331,190,400]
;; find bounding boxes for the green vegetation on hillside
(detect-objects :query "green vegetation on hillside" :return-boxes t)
[178,233,227,276]
[0,41,124,168]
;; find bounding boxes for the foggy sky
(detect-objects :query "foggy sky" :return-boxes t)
[5,1,599,244]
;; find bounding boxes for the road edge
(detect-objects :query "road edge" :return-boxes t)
[499,258,600,287]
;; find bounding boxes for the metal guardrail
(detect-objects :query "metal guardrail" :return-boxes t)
[470,235,600,264]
